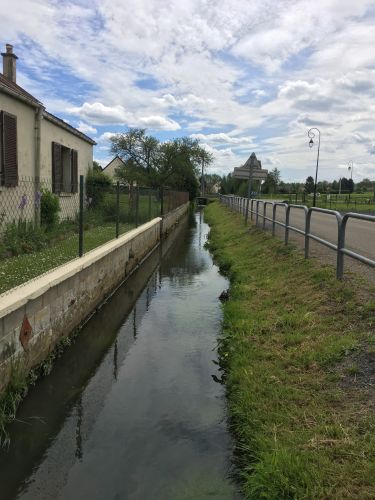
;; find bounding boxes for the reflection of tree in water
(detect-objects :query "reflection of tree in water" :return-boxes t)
[160,212,210,287]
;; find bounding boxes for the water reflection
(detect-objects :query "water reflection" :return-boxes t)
[0,211,239,499]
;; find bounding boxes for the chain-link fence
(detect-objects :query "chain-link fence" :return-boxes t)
[0,176,189,295]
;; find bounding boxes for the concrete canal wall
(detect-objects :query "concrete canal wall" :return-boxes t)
[0,202,189,391]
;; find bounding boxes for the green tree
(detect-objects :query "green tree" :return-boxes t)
[304,176,315,194]
[92,160,103,173]
[263,168,281,194]
[110,129,212,199]
[204,174,222,193]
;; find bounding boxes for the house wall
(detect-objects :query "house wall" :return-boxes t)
[0,92,36,179]
[103,157,124,179]
[40,118,93,220]
[40,118,93,181]
[0,94,94,226]
[0,93,37,225]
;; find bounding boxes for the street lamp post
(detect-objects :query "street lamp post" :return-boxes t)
[347,160,353,201]
[307,127,321,207]
[348,160,353,180]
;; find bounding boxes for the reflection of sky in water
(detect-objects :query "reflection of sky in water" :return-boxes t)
[0,212,239,500]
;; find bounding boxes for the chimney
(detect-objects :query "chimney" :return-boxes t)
[1,44,18,83]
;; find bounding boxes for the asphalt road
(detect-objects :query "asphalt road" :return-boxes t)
[232,197,375,265]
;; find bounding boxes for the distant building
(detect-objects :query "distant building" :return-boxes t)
[102,156,126,179]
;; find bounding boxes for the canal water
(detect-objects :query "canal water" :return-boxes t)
[0,211,238,499]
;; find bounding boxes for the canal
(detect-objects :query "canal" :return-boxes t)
[0,211,238,499]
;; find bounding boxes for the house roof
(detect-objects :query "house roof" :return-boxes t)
[43,111,96,145]
[0,72,42,106]
[103,156,126,170]
[0,73,96,145]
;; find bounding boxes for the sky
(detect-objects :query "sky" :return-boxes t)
[1,0,375,182]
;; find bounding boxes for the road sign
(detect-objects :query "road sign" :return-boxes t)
[232,167,268,180]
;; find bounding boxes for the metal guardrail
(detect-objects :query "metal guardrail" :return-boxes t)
[220,195,375,280]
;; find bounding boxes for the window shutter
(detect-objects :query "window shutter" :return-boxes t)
[52,142,62,193]
[2,112,18,187]
[71,149,78,193]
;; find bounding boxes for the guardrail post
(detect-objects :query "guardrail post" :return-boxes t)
[285,205,290,245]
[250,199,254,221]
[337,218,345,279]
[272,204,277,236]
[263,202,267,229]
[256,200,260,227]
[79,175,84,257]
[305,209,312,258]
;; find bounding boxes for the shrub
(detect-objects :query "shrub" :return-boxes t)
[41,189,60,228]
[86,167,112,208]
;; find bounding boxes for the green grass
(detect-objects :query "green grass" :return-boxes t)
[205,201,375,499]
[0,223,133,294]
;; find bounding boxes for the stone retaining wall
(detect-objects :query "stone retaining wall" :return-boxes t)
[0,202,189,391]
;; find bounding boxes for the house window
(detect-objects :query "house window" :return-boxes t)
[52,142,78,194]
[0,110,18,187]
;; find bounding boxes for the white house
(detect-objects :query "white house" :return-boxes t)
[102,156,126,179]
[0,44,96,222]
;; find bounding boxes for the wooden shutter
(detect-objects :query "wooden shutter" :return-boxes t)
[2,111,18,187]
[71,149,78,193]
[52,142,62,193]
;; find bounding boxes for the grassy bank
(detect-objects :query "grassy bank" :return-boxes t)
[205,201,375,499]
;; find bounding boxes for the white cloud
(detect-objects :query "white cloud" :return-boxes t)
[1,0,375,180]
[138,115,180,130]
[77,121,97,135]
[98,132,118,143]
[191,132,255,146]
[69,102,133,125]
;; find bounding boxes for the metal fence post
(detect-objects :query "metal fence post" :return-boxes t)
[305,209,311,258]
[256,200,260,227]
[285,205,290,245]
[337,219,345,279]
[79,175,84,257]
[263,202,267,229]
[272,204,277,236]
[116,181,120,238]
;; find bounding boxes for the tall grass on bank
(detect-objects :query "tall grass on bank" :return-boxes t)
[205,201,375,499]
